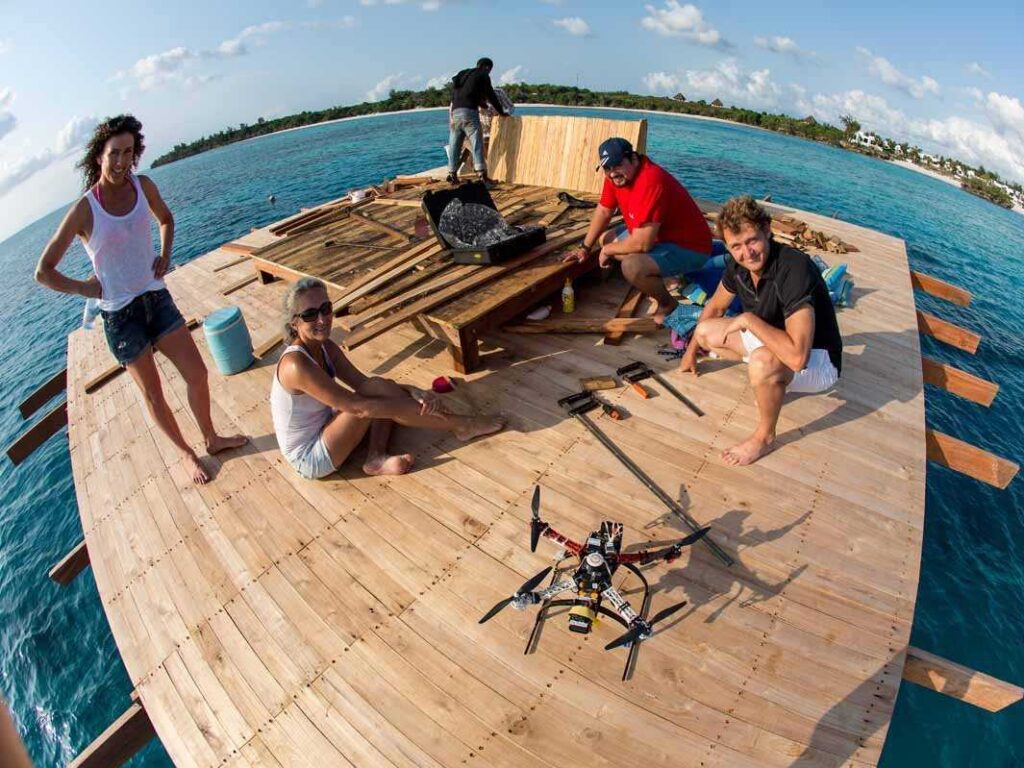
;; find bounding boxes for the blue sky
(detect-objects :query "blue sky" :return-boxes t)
[1,0,1021,241]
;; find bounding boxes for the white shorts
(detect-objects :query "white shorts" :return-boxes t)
[740,330,839,394]
[288,434,337,480]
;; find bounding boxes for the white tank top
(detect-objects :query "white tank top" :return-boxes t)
[270,345,337,462]
[82,174,165,312]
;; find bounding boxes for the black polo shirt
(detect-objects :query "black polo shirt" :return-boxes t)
[721,239,843,373]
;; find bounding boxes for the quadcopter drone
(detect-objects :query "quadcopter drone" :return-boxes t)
[479,486,710,680]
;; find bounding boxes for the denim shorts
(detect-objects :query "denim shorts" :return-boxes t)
[289,434,337,480]
[614,226,727,277]
[101,289,185,365]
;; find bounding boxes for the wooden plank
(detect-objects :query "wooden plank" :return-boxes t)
[926,429,1019,489]
[222,273,259,296]
[368,197,424,208]
[6,400,67,465]
[220,242,258,256]
[902,646,1023,712]
[604,286,644,346]
[503,317,660,334]
[921,356,999,406]
[48,539,90,585]
[19,367,67,419]
[68,701,155,768]
[916,310,980,353]
[334,240,442,311]
[350,211,414,243]
[253,334,283,359]
[213,255,251,272]
[343,223,592,350]
[910,270,971,306]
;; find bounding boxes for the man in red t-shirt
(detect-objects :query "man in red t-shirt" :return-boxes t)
[564,138,716,323]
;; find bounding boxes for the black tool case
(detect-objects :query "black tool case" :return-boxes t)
[420,181,547,265]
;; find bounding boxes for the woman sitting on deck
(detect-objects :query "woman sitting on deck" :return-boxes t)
[271,277,505,479]
[35,115,246,485]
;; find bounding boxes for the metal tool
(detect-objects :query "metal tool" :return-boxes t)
[557,391,732,566]
[616,361,704,417]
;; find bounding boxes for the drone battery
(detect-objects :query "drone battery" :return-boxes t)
[568,605,597,634]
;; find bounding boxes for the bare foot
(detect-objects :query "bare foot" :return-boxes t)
[455,415,507,442]
[721,433,775,466]
[363,453,415,476]
[652,301,677,327]
[183,451,211,484]
[206,433,249,455]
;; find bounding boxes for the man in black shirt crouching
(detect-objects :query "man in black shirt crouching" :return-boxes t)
[679,196,843,466]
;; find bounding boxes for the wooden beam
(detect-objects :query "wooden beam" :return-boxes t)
[253,334,283,359]
[902,646,1023,712]
[68,701,155,768]
[333,240,442,312]
[921,356,999,406]
[916,310,981,354]
[367,197,423,208]
[504,317,660,334]
[19,368,67,419]
[221,273,258,296]
[212,255,251,272]
[604,287,644,346]
[49,539,90,585]
[219,241,258,256]
[537,203,572,228]
[911,270,971,307]
[392,175,437,188]
[6,400,68,465]
[926,429,1019,489]
[343,222,601,351]
[350,211,414,243]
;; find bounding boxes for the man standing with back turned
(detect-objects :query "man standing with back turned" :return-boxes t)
[447,57,507,185]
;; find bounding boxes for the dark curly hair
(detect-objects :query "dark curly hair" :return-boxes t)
[76,114,145,190]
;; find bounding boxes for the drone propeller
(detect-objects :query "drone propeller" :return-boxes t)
[530,486,542,552]
[478,566,552,624]
[604,600,688,651]
[679,526,711,547]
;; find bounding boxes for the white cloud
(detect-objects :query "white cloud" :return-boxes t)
[553,17,591,36]
[754,35,812,57]
[498,65,524,85]
[641,2,724,47]
[0,115,98,198]
[366,73,404,101]
[856,47,939,99]
[800,87,1024,183]
[426,72,453,90]
[644,61,780,107]
[965,62,991,79]
[114,18,356,92]
[642,71,681,94]
[0,40,10,56]
[0,87,13,111]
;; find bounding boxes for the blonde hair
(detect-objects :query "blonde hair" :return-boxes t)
[282,277,328,343]
[716,195,772,239]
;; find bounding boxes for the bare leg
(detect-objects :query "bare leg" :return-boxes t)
[721,347,793,466]
[356,378,413,476]
[691,318,747,362]
[125,348,210,484]
[156,325,248,455]
[621,252,677,320]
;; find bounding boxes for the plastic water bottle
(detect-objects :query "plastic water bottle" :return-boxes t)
[82,298,101,330]
[561,278,575,314]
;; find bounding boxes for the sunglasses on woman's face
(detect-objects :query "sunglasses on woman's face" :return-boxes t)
[295,301,333,323]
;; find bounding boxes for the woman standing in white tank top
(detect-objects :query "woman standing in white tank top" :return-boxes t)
[36,115,246,484]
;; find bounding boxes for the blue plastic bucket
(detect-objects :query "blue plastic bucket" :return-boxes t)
[204,306,254,375]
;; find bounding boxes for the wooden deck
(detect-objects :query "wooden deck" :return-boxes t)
[65,199,925,767]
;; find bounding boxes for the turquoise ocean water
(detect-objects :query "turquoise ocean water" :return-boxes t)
[1,106,1022,767]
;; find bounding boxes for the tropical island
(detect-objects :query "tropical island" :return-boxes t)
[151,83,1023,211]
